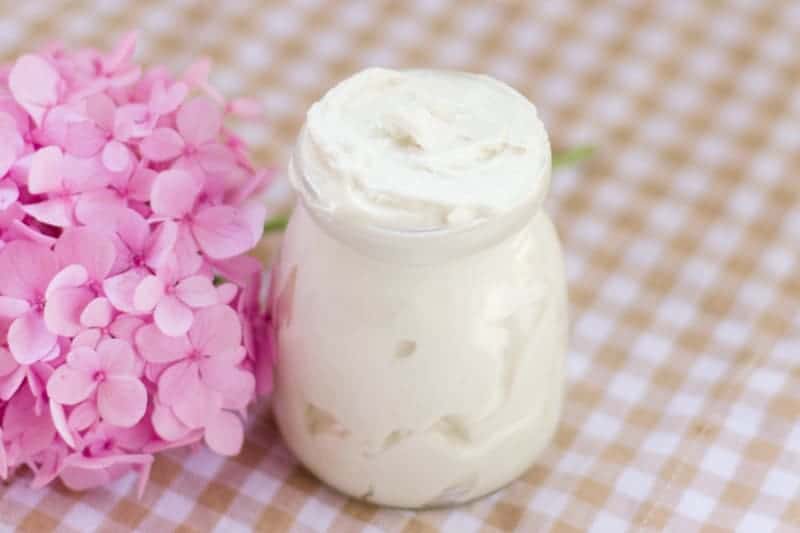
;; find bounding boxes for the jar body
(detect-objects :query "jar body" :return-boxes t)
[271,203,567,508]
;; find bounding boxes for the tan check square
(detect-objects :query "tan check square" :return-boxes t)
[1,0,799,531]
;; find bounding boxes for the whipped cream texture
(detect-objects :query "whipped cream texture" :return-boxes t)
[295,68,551,230]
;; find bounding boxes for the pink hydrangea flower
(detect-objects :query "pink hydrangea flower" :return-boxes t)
[47,338,147,429]
[0,240,61,364]
[133,259,217,337]
[150,168,260,259]
[0,31,273,495]
[135,305,253,455]
[44,227,117,337]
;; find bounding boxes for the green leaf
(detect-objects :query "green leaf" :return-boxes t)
[552,145,594,169]
[263,214,289,233]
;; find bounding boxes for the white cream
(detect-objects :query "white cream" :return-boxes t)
[294,68,551,230]
[272,68,567,508]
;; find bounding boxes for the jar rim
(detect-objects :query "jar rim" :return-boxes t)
[289,129,551,264]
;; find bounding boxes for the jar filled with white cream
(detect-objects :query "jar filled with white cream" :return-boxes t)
[270,68,567,508]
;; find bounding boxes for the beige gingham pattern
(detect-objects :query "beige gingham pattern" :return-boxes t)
[1,0,798,531]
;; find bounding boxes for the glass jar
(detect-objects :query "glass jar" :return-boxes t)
[269,68,568,508]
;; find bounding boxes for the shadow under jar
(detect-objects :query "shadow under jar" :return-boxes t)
[269,68,568,509]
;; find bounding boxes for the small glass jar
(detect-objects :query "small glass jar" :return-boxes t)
[269,69,568,509]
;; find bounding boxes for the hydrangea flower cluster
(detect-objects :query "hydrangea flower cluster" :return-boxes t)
[0,32,272,494]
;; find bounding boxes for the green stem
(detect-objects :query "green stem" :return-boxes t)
[552,145,594,169]
[263,214,289,233]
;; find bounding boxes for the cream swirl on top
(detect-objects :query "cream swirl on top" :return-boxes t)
[293,68,551,230]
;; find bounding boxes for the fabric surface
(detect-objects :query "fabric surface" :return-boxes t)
[1,0,799,531]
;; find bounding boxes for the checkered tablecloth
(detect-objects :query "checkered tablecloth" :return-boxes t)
[1,0,799,531]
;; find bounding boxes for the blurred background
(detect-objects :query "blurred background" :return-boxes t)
[1,1,798,531]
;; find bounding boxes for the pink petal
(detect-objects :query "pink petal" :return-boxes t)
[59,465,112,491]
[0,431,6,479]
[109,66,141,88]
[144,220,178,270]
[200,358,254,410]
[176,96,221,146]
[21,198,74,227]
[7,218,58,247]
[27,145,63,194]
[192,205,253,259]
[0,181,18,210]
[104,268,148,313]
[174,379,221,430]
[64,120,107,157]
[74,189,126,227]
[40,104,81,146]
[55,227,116,281]
[104,30,138,74]
[98,376,147,427]
[0,240,60,299]
[61,153,112,192]
[216,346,246,367]
[0,142,16,178]
[0,116,22,177]
[154,295,193,337]
[150,169,202,218]
[102,140,131,173]
[63,452,149,471]
[189,305,241,356]
[0,296,30,318]
[9,54,61,122]
[151,402,191,441]
[204,410,244,456]
[241,201,267,243]
[0,347,17,377]
[85,93,116,131]
[0,366,25,401]
[28,445,66,489]
[80,297,113,328]
[14,52,59,100]
[46,364,96,405]
[113,103,150,141]
[67,346,102,373]
[207,254,261,287]
[68,402,98,431]
[127,165,156,202]
[157,359,195,406]
[216,283,238,305]
[43,286,94,337]
[140,127,184,162]
[134,323,191,364]
[175,275,217,308]
[173,224,204,275]
[8,313,58,365]
[108,315,145,343]
[4,386,56,454]
[115,205,148,242]
[195,143,236,175]
[45,264,89,298]
[41,341,61,363]
[133,275,164,312]
[72,328,101,349]
[97,337,136,376]
[149,80,188,115]
[50,399,76,448]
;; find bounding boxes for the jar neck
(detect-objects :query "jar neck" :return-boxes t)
[289,146,550,266]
